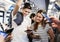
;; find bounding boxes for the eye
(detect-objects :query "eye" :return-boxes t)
[25,11,27,12]
[25,11,30,13]
[37,15,41,18]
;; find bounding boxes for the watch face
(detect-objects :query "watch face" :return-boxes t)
[0,31,8,38]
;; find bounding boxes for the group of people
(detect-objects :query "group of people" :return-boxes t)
[0,0,60,42]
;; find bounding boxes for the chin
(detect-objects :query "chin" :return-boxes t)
[36,21,40,23]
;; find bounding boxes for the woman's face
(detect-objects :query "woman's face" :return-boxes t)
[35,13,43,23]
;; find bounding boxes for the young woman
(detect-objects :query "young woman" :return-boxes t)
[30,10,54,42]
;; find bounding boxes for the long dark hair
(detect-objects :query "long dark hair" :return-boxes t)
[34,10,46,31]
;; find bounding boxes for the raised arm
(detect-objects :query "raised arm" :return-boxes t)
[13,0,23,16]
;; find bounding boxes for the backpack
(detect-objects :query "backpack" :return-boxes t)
[14,12,23,25]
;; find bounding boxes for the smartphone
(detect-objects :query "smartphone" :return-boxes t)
[0,31,8,38]
[25,29,32,32]
[5,28,14,33]
[42,13,52,23]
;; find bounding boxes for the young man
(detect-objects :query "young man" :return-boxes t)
[11,0,32,42]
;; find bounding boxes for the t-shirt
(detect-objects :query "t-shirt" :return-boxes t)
[31,24,51,42]
[12,12,23,28]
[11,16,31,42]
[14,12,23,25]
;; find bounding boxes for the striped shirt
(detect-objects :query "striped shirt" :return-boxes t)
[31,24,51,42]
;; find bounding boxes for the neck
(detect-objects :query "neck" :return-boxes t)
[37,21,42,25]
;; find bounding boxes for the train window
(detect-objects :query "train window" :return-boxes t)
[0,10,4,23]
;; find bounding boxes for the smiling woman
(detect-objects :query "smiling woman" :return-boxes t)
[28,10,54,42]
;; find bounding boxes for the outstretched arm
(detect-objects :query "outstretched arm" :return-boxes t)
[48,28,55,42]
[13,0,23,16]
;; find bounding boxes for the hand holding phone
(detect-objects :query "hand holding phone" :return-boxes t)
[5,28,14,34]
[25,29,33,35]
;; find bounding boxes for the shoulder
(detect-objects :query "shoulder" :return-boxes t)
[17,12,23,16]
[45,24,51,28]
[16,12,23,19]
[30,23,35,30]
[45,24,52,31]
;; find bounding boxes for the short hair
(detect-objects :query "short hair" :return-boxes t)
[23,3,32,10]
[30,13,35,18]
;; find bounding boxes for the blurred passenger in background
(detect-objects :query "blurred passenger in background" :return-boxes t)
[50,17,60,28]
[27,13,35,42]
[30,13,35,24]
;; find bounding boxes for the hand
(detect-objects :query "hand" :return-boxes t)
[50,16,60,25]
[0,35,5,42]
[5,34,12,42]
[32,34,40,39]
[25,30,33,34]
[50,16,59,22]
[51,22,58,28]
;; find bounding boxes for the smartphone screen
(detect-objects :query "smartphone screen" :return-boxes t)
[42,13,52,23]
[0,31,8,38]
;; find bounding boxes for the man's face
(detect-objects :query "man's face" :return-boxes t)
[22,8,31,16]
